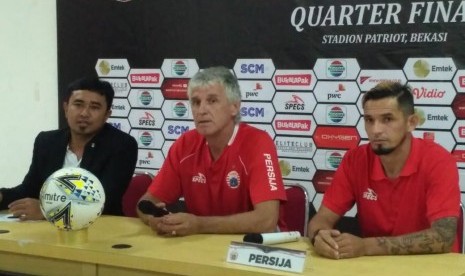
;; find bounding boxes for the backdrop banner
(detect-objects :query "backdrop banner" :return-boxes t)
[57,0,465,217]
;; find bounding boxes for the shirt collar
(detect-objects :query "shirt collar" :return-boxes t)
[371,136,418,180]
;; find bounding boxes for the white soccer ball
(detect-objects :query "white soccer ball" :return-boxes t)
[39,167,106,231]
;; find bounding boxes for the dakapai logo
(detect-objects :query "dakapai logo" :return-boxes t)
[327,60,346,78]
[327,106,346,123]
[139,91,153,106]
[139,131,153,146]
[359,76,402,85]
[285,95,305,111]
[173,102,188,117]
[327,152,343,169]
[172,60,188,76]
[275,120,311,131]
[192,173,206,184]
[413,60,430,78]
[98,60,111,76]
[275,74,311,86]
[139,112,156,127]
[161,79,189,99]
[359,76,370,84]
[130,73,160,84]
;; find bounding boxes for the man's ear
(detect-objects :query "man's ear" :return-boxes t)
[230,101,240,118]
[105,109,112,120]
[407,113,419,132]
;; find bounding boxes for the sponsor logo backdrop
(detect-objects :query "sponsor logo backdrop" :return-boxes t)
[57,0,465,219]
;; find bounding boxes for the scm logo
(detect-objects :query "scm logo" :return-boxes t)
[241,64,265,74]
[241,107,265,117]
[168,125,189,135]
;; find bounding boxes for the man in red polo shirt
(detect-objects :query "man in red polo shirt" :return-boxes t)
[138,66,287,236]
[308,81,460,259]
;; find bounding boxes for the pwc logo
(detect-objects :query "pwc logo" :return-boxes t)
[313,126,360,149]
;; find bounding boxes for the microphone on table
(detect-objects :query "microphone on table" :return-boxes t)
[137,200,170,217]
[243,231,301,245]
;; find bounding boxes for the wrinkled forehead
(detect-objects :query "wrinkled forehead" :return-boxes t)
[190,82,225,98]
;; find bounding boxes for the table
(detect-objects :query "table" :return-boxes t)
[0,216,465,276]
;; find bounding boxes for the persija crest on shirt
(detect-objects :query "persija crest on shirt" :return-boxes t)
[226,170,240,189]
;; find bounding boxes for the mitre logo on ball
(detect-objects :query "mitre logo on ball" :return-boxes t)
[39,167,105,231]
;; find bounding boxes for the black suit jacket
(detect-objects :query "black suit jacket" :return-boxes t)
[0,123,138,215]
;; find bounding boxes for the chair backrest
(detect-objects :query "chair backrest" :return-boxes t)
[459,203,465,253]
[122,171,154,217]
[282,183,310,237]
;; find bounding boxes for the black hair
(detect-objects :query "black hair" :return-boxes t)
[65,77,114,110]
[362,81,414,116]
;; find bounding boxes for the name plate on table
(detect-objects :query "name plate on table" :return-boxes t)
[226,241,306,273]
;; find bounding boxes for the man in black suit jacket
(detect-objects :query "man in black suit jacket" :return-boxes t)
[0,77,138,219]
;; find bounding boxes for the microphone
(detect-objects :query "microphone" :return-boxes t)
[137,200,170,217]
[243,231,301,245]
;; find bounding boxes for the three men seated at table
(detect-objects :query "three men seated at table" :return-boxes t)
[1,69,460,261]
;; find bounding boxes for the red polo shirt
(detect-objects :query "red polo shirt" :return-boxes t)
[323,136,460,252]
[148,123,288,229]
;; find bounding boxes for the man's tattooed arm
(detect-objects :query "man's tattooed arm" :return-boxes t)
[374,217,457,255]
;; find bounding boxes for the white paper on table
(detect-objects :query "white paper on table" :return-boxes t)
[0,213,20,222]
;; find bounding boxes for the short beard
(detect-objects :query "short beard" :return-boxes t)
[371,133,408,156]
[372,145,395,155]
